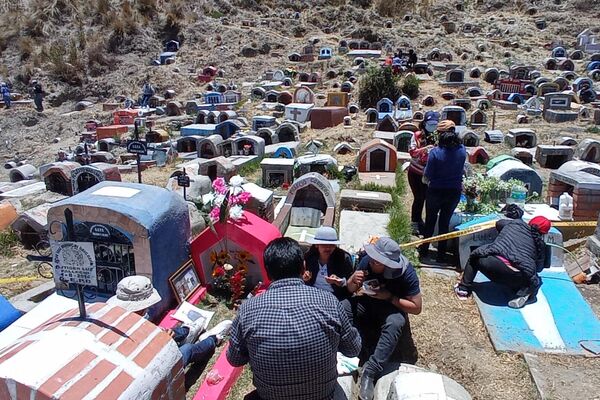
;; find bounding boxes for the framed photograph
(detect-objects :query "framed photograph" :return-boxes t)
[169,259,201,304]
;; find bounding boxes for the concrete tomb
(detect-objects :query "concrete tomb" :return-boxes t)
[273,172,336,243]
[543,92,578,123]
[505,128,537,148]
[511,147,534,165]
[294,154,337,178]
[275,122,300,143]
[470,109,487,127]
[71,163,121,195]
[232,135,266,158]
[198,156,236,182]
[575,139,600,163]
[484,130,504,143]
[197,135,224,159]
[487,159,543,196]
[535,145,574,169]
[548,169,600,221]
[41,161,80,196]
[260,158,295,188]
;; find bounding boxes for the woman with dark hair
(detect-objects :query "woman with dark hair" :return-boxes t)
[303,227,354,300]
[418,120,466,263]
[455,216,551,309]
[407,111,439,235]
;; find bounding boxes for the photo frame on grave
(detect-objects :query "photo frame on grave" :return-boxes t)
[169,259,201,304]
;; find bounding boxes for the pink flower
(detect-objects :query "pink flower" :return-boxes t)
[237,191,251,204]
[209,206,221,222]
[212,178,227,195]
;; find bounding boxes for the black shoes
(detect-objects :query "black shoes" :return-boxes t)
[359,373,375,400]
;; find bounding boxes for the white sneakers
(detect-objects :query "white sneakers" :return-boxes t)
[199,320,233,344]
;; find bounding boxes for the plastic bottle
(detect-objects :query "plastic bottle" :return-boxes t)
[558,192,573,220]
[508,185,527,210]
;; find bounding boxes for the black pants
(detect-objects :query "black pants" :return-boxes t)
[341,296,406,377]
[407,170,427,225]
[460,255,528,292]
[420,187,462,257]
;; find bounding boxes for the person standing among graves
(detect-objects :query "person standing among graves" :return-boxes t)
[303,226,355,300]
[455,215,551,309]
[407,111,439,236]
[407,49,418,69]
[343,237,422,400]
[418,120,466,263]
[107,276,233,367]
[140,80,155,107]
[31,80,45,112]
[1,83,11,109]
[227,237,361,400]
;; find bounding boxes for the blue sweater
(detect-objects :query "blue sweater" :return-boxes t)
[424,144,466,190]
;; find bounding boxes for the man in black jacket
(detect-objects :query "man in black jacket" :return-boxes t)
[455,216,551,308]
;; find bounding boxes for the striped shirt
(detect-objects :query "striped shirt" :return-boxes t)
[227,278,361,400]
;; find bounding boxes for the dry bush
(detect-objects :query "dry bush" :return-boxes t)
[18,37,34,61]
[87,38,111,76]
[137,0,159,20]
[46,41,82,84]
[375,0,411,17]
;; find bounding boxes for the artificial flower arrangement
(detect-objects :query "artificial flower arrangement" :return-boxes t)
[202,175,252,224]
[460,174,536,214]
[210,249,255,307]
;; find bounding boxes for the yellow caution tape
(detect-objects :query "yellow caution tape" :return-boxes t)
[401,220,597,249]
[0,276,40,285]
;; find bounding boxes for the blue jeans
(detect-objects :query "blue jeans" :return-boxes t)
[140,94,151,107]
[2,95,10,108]
[179,336,217,367]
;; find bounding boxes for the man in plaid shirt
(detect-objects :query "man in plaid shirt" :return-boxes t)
[227,237,361,400]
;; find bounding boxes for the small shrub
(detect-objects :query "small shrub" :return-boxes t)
[358,66,402,109]
[18,37,34,61]
[375,0,411,17]
[401,74,420,100]
[0,230,20,257]
[210,10,224,18]
[238,159,261,176]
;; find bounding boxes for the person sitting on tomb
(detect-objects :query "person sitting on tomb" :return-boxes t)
[454,215,551,309]
[418,120,466,264]
[303,226,355,300]
[227,237,361,400]
[342,237,422,400]
[407,111,439,236]
[140,80,155,107]
[108,275,233,368]
[1,83,11,109]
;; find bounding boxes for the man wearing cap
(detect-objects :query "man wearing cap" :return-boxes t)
[304,226,354,300]
[343,237,422,400]
[455,216,551,309]
[108,276,232,368]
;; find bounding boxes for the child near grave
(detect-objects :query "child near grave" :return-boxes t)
[107,276,232,367]
[407,111,439,236]
[303,226,355,300]
[1,83,11,109]
[419,120,466,264]
[454,215,551,309]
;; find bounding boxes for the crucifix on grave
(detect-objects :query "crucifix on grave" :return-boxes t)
[126,121,148,183]
[289,107,302,121]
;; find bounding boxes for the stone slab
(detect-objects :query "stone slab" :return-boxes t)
[524,353,600,400]
[339,189,392,212]
[358,172,396,188]
[543,109,579,123]
[0,182,47,199]
[550,170,600,191]
[473,268,600,355]
[339,210,389,253]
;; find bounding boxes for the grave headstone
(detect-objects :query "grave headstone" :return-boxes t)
[487,159,543,196]
[484,130,504,143]
[535,145,574,169]
[505,128,537,148]
[260,158,295,188]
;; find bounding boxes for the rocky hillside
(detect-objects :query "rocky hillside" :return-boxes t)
[0,0,598,176]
